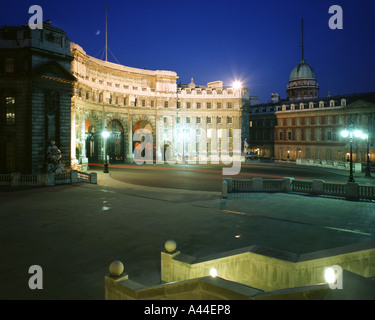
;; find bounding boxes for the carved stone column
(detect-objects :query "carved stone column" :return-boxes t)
[127,114,134,163]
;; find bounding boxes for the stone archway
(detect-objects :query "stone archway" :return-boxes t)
[85,119,98,162]
[107,119,125,163]
[133,120,154,159]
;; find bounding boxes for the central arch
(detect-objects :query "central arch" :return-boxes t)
[107,119,125,163]
[133,120,154,159]
[85,119,98,163]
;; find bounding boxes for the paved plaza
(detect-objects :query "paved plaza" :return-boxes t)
[1,170,375,299]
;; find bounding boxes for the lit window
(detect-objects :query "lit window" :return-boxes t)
[5,97,16,125]
[5,58,14,73]
[217,129,222,139]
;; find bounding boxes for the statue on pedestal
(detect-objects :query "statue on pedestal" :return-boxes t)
[243,138,249,155]
[46,140,63,173]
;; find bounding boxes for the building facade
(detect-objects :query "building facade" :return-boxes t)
[247,47,375,166]
[71,43,249,167]
[0,22,75,174]
[249,93,375,164]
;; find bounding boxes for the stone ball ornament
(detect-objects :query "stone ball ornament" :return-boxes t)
[109,260,124,277]
[165,239,177,253]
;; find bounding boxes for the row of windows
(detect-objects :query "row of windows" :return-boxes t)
[277,148,348,161]
[78,89,235,109]
[169,116,234,125]
[278,116,340,126]
[252,113,372,129]
[176,128,235,139]
[181,102,233,109]
[278,129,335,142]
[252,99,347,114]
[179,89,234,95]
[250,128,339,142]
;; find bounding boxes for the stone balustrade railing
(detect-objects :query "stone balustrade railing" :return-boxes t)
[222,177,375,201]
[0,170,97,187]
[296,158,363,172]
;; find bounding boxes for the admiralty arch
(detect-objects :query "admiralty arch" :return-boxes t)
[70,43,249,168]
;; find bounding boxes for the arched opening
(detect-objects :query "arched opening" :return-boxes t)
[107,120,125,163]
[162,143,172,161]
[133,120,154,160]
[85,119,98,163]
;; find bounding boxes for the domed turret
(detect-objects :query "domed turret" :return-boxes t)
[289,59,316,81]
[286,19,319,101]
[287,59,319,101]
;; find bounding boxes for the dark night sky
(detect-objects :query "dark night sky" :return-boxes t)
[1,0,374,102]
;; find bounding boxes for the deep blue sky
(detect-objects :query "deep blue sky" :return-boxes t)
[1,0,374,102]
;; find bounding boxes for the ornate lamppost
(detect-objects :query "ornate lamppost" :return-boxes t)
[102,129,110,173]
[364,131,371,177]
[341,123,367,183]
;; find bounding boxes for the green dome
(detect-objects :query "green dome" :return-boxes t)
[289,59,316,81]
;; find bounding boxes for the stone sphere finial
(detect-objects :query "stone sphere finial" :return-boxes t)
[109,260,124,277]
[165,239,177,253]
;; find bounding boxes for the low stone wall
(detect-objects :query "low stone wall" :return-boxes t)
[222,177,375,200]
[161,241,375,292]
[104,241,375,300]
[105,275,268,300]
[296,158,362,172]
[0,170,97,187]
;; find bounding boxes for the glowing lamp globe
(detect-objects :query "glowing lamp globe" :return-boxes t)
[341,130,349,138]
[233,81,242,90]
[354,130,362,138]
[102,130,110,139]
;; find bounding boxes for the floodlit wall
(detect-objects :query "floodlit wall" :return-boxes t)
[161,242,375,291]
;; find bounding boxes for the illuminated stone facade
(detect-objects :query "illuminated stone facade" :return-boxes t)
[248,92,375,163]
[71,43,249,166]
[0,23,75,173]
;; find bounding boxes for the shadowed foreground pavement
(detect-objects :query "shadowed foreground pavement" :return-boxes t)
[1,171,374,299]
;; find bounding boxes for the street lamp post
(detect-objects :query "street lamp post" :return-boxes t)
[182,128,189,164]
[102,130,110,173]
[349,133,354,182]
[364,132,371,177]
[341,124,367,183]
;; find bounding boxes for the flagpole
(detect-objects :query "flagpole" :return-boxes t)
[105,4,108,61]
